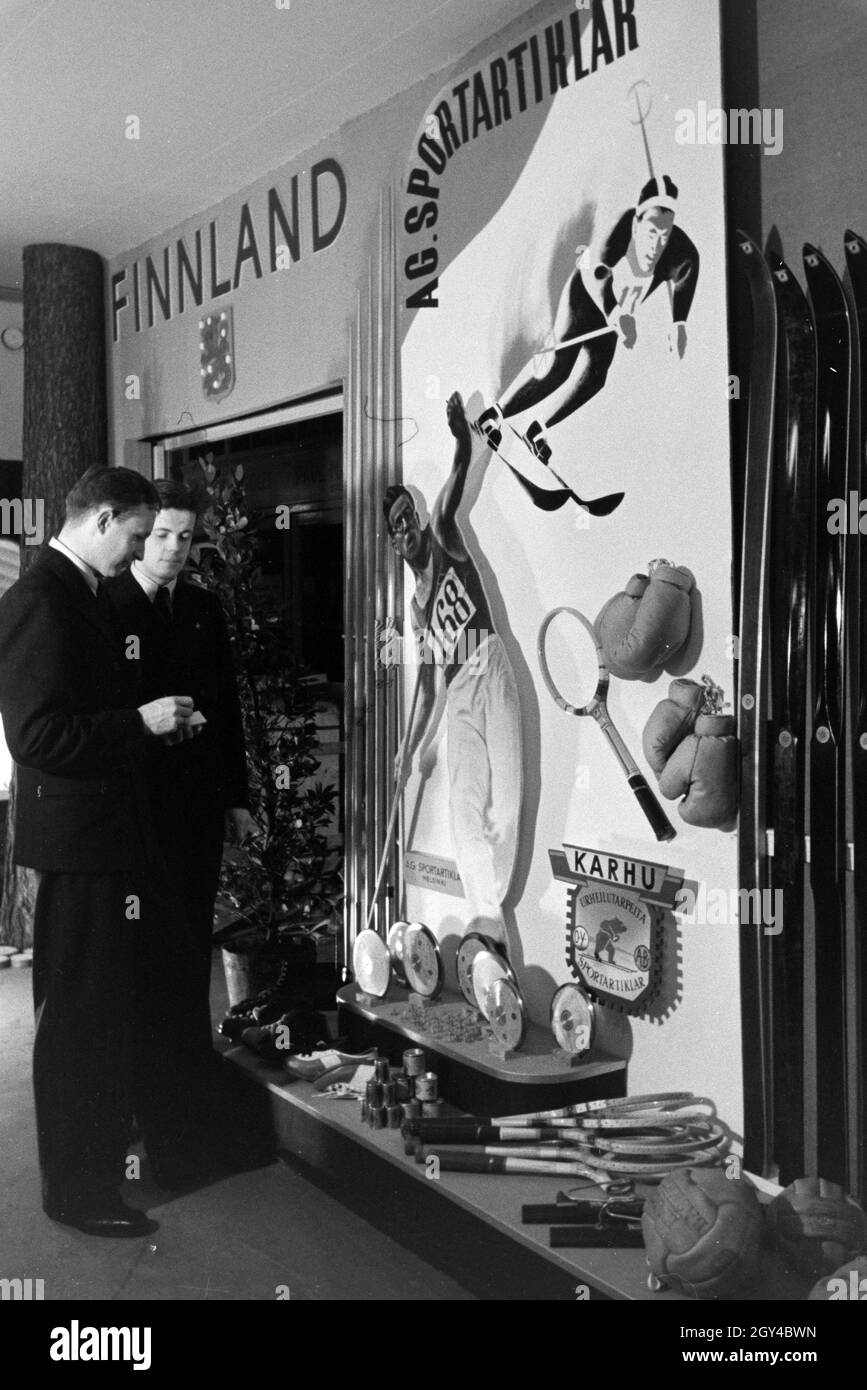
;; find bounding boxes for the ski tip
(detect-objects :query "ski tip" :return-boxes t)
[735,228,760,253]
[844,229,866,253]
[587,491,625,518]
[802,243,827,274]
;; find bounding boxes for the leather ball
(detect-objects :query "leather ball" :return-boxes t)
[642,1168,765,1300]
[766,1178,867,1280]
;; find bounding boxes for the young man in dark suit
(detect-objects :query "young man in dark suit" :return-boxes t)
[106,479,253,1049]
[0,466,199,1237]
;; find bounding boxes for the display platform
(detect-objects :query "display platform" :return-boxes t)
[337,982,628,1116]
[216,1038,674,1301]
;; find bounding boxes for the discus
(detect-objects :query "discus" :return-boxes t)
[550,982,595,1058]
[455,931,506,1008]
[472,948,524,1022]
[488,977,527,1051]
[352,929,391,998]
[387,920,412,987]
[537,606,676,842]
[402,922,444,999]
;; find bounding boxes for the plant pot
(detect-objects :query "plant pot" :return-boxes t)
[221,942,256,1009]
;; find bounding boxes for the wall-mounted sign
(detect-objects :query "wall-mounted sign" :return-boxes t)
[551,841,682,1013]
[110,157,347,343]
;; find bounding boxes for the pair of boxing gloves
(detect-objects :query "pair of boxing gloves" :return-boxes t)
[595,565,738,831]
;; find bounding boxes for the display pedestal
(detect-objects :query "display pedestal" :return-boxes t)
[337,982,627,1116]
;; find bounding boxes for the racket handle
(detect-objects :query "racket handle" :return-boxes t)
[628,774,677,841]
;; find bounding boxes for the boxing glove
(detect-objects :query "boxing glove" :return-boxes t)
[642,679,706,776]
[594,564,695,681]
[657,713,738,831]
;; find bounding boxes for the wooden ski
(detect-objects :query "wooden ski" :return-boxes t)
[843,229,867,1195]
[766,252,816,1183]
[802,243,852,1186]
[735,231,778,1178]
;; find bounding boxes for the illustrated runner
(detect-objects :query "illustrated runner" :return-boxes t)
[476,175,700,464]
[385,392,523,947]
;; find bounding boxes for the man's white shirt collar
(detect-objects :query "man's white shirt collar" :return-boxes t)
[49,537,99,596]
[131,564,178,602]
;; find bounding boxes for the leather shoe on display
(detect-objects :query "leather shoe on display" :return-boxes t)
[44,1198,153,1238]
[284,1047,378,1081]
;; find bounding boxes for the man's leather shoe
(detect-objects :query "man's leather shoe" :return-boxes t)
[44,1198,153,1238]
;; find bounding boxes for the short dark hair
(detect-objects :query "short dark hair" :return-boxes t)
[65,466,159,522]
[383,484,414,530]
[154,478,203,517]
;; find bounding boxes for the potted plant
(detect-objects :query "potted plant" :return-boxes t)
[189,450,343,1005]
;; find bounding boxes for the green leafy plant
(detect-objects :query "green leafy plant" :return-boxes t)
[190,450,342,944]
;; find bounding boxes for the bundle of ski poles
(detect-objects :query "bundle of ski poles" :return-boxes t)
[401,1090,730,1188]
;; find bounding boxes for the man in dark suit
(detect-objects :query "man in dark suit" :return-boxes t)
[0,466,202,1237]
[106,479,253,1050]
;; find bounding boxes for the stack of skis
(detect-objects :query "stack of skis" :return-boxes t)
[736,230,867,1194]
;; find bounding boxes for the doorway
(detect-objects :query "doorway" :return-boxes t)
[153,394,345,962]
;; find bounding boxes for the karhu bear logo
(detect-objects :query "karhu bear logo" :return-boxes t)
[593,917,626,963]
[566,883,655,1010]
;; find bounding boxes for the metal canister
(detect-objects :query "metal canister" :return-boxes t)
[372,1106,388,1130]
[403,1047,426,1078]
[360,1099,370,1124]
[374,1058,391,1083]
[414,1071,438,1102]
[366,1079,384,1108]
[387,1105,403,1129]
[382,1080,397,1107]
[394,1074,411,1102]
[422,1099,445,1118]
[402,1099,421,1121]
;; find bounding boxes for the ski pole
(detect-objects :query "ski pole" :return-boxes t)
[628,79,675,318]
[532,324,618,356]
[364,644,425,932]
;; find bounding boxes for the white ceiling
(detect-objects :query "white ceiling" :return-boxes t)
[0,0,534,290]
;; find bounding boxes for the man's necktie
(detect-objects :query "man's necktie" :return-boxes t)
[154,586,173,622]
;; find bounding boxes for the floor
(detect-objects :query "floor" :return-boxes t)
[0,957,474,1301]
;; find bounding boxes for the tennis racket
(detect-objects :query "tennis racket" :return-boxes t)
[537,606,676,842]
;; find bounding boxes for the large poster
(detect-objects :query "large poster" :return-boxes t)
[395,0,740,1122]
